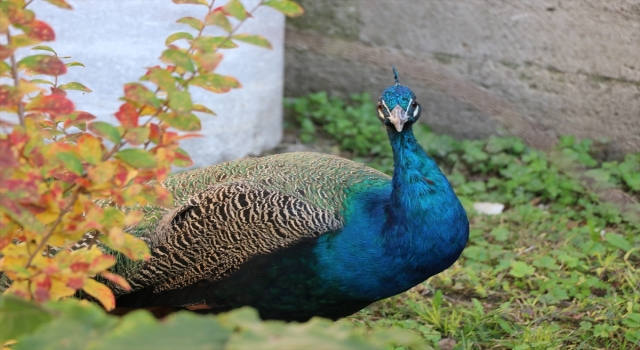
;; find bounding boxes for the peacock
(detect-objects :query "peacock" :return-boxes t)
[92,68,469,321]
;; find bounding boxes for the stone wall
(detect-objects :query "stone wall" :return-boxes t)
[284,0,640,157]
[28,0,285,168]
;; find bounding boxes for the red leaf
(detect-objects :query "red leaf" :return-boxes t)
[63,111,97,128]
[70,262,90,272]
[26,94,75,114]
[0,85,22,110]
[18,55,67,76]
[25,20,55,41]
[115,102,139,128]
[149,123,161,144]
[33,276,52,303]
[50,86,66,96]
[0,139,18,168]
[66,276,84,289]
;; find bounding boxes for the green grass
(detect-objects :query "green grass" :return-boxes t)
[286,92,640,349]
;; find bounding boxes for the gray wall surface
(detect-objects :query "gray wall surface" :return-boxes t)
[285,0,640,157]
[27,0,285,168]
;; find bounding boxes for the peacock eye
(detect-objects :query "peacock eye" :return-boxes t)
[411,101,418,109]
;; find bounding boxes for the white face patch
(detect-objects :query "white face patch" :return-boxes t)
[380,100,391,114]
[413,104,420,118]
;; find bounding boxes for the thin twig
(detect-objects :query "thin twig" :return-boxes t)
[25,189,79,268]
[7,32,25,127]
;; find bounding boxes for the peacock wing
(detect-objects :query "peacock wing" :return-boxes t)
[117,180,343,299]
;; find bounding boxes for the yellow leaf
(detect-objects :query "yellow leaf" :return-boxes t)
[123,210,144,227]
[35,204,61,225]
[103,233,150,261]
[49,277,76,299]
[107,226,125,247]
[19,78,44,94]
[82,279,115,311]
[88,160,116,184]
[5,280,31,300]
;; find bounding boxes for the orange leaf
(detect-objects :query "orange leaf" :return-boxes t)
[82,279,116,311]
[114,102,139,128]
[26,94,75,114]
[100,271,132,291]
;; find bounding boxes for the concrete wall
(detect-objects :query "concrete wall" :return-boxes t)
[285,0,640,157]
[27,0,285,168]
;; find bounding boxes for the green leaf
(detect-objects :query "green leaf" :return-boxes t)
[44,0,73,10]
[115,149,157,169]
[172,0,208,5]
[57,151,83,174]
[165,31,194,46]
[98,311,231,350]
[58,82,92,93]
[29,78,54,86]
[159,112,201,132]
[168,90,193,116]
[0,61,11,76]
[89,121,122,144]
[31,45,56,54]
[0,296,53,345]
[15,300,118,350]
[173,147,194,167]
[190,73,241,93]
[232,34,272,49]
[193,103,216,115]
[123,127,151,146]
[176,16,204,31]
[66,61,85,68]
[193,36,238,53]
[604,232,632,252]
[141,68,176,92]
[490,227,509,242]
[263,0,304,17]
[161,48,194,72]
[509,261,535,278]
[124,83,160,109]
[205,10,232,32]
[223,0,247,20]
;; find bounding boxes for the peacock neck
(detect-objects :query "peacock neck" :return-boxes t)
[387,125,454,226]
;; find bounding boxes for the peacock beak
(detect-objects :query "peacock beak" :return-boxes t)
[389,105,409,132]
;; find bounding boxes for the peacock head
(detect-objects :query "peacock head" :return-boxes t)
[377,66,421,132]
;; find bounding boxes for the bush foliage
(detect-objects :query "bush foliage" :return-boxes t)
[0,1,423,349]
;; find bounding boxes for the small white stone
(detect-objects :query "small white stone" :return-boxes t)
[473,202,505,215]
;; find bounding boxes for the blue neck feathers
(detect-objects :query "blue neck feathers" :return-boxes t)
[315,124,469,301]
